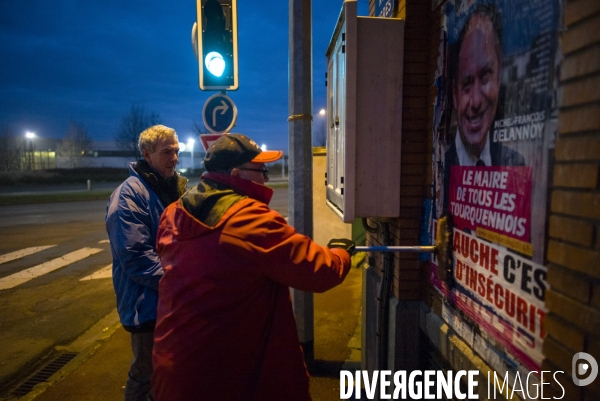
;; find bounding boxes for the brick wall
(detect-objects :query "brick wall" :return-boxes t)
[365,0,431,302]
[543,0,600,399]
[364,0,599,397]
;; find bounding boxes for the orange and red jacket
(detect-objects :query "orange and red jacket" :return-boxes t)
[153,172,351,401]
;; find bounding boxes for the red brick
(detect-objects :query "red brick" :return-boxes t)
[399,197,422,208]
[402,73,429,86]
[398,153,426,164]
[400,164,426,176]
[399,185,427,197]
[545,313,586,351]
[562,74,600,106]
[555,135,600,162]
[586,335,600,367]
[399,176,427,187]
[547,240,600,279]
[561,45,600,81]
[542,359,582,400]
[544,335,577,373]
[393,270,420,281]
[402,143,426,155]
[558,103,600,134]
[547,264,592,303]
[401,133,427,145]
[397,253,419,261]
[563,14,600,55]
[403,97,428,109]
[553,163,599,189]
[395,219,420,229]
[551,190,600,220]
[584,340,600,401]
[549,215,595,247]
[584,388,600,401]
[546,289,600,332]
[565,0,600,27]
[404,85,430,99]
[592,281,600,309]
[393,288,420,301]
[404,38,429,52]
[399,227,419,239]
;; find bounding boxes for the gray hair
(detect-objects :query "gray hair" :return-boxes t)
[138,125,178,154]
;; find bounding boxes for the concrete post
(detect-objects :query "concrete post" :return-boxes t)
[288,0,314,362]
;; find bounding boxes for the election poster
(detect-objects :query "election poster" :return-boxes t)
[430,0,560,372]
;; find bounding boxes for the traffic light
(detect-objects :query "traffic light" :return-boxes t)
[196,0,238,91]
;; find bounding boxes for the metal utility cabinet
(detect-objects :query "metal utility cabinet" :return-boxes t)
[325,0,405,223]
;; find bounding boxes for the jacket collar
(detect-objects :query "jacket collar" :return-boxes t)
[129,161,188,207]
[202,172,273,205]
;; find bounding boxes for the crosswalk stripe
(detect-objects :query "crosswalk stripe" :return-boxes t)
[0,247,103,290]
[0,245,57,265]
[80,264,112,281]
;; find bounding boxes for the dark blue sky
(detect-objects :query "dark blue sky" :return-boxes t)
[0,1,368,152]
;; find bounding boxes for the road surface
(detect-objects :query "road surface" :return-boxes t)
[0,187,288,397]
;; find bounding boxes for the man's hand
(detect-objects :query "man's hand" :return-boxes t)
[327,238,356,255]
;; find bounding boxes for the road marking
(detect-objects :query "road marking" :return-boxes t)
[80,264,112,281]
[0,247,103,290]
[0,245,57,265]
[98,240,110,244]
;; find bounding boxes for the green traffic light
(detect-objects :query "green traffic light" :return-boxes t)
[205,51,225,77]
[197,0,238,90]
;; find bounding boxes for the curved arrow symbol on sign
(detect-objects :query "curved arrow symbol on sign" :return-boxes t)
[212,101,229,127]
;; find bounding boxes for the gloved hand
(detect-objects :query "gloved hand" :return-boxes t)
[327,238,356,255]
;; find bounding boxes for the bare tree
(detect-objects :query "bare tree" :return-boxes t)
[313,122,327,147]
[115,105,160,159]
[0,125,23,171]
[191,120,210,136]
[57,122,93,168]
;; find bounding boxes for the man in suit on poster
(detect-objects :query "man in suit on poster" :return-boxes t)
[443,4,524,212]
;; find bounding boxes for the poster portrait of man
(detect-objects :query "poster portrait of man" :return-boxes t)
[431,0,560,373]
[442,4,526,213]
[447,4,525,168]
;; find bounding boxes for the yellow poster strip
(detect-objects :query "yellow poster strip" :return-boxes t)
[476,227,533,256]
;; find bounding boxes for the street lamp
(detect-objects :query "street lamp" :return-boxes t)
[25,132,35,170]
[187,138,195,171]
[314,109,326,147]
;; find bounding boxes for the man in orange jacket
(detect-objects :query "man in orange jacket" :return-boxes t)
[152,133,355,400]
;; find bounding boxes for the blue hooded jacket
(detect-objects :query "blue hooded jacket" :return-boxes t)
[106,162,187,330]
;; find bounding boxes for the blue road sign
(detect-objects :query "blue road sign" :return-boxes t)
[375,0,396,18]
[202,93,237,133]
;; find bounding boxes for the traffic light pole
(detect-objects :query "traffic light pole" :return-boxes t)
[288,0,314,363]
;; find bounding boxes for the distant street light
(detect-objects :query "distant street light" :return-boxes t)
[315,109,326,146]
[25,132,36,170]
[187,138,195,171]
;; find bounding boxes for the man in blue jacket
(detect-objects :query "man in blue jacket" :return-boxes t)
[106,125,187,401]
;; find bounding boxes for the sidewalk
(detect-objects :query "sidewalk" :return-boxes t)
[0,178,288,196]
[21,259,364,401]
[0,182,121,196]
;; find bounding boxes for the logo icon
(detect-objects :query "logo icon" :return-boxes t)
[572,352,598,386]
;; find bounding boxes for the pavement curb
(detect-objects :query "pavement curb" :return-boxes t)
[19,314,122,401]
